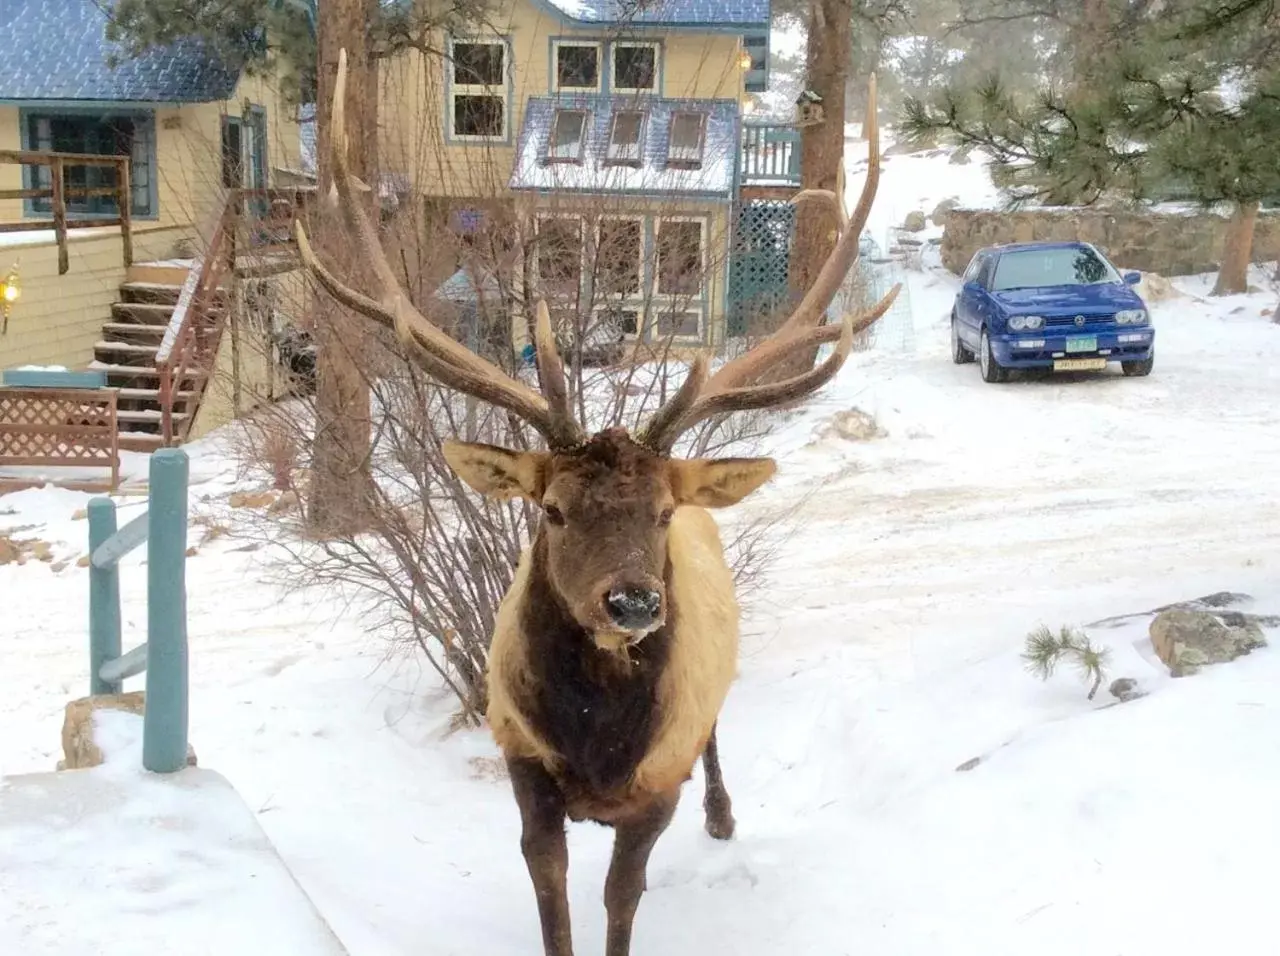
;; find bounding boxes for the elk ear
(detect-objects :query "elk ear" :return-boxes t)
[442,441,548,501]
[668,457,777,508]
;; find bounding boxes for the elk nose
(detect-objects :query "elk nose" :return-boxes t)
[605,586,662,632]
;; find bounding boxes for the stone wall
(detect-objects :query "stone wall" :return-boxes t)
[940,207,1280,276]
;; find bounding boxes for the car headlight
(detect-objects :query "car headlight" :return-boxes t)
[1115,309,1148,325]
[1008,315,1045,331]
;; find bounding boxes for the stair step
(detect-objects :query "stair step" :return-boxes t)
[115,387,199,402]
[116,409,189,424]
[111,302,176,324]
[118,282,184,306]
[89,363,208,379]
[95,341,161,354]
[102,323,168,342]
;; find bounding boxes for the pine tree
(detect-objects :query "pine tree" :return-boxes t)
[900,0,1280,295]
[1022,625,1112,700]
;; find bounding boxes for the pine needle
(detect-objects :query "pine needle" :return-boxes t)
[1022,625,1112,699]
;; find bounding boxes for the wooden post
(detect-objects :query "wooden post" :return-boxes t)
[87,497,122,696]
[142,447,190,774]
[117,157,133,268]
[51,158,69,276]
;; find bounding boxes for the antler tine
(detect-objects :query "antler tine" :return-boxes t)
[533,300,577,432]
[640,74,894,452]
[294,48,584,449]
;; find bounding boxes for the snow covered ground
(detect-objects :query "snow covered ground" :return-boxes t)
[3,140,1280,955]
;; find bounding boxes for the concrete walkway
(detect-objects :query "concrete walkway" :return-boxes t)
[0,765,348,955]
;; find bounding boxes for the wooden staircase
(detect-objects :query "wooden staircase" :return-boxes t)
[90,276,221,452]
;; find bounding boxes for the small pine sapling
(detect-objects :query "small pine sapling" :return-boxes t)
[1022,625,1112,700]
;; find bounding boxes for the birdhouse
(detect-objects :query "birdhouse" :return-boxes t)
[795,89,824,127]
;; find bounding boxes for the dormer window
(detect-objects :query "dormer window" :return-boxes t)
[667,111,706,168]
[605,110,645,166]
[547,109,588,163]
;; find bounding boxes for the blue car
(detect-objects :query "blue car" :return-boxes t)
[950,240,1155,383]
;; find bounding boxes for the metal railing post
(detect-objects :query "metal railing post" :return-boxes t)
[87,497,122,696]
[142,448,190,773]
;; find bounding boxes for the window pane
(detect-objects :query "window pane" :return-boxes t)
[453,43,505,85]
[656,221,702,296]
[25,112,152,217]
[614,45,655,90]
[556,45,598,89]
[454,95,504,137]
[669,112,704,164]
[656,310,701,339]
[599,309,639,336]
[539,218,582,294]
[606,111,644,162]
[597,219,641,295]
[547,110,587,161]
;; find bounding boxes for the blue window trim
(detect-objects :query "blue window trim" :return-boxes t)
[525,0,768,34]
[546,37,665,96]
[18,105,160,222]
[444,34,515,147]
[743,32,769,93]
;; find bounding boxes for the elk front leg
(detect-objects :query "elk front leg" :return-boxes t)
[603,792,679,956]
[508,758,574,956]
[701,721,735,840]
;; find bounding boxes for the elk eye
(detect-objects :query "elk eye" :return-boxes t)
[544,504,566,527]
[657,507,674,528]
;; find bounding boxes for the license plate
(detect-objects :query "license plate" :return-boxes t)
[1054,358,1108,372]
[1065,336,1097,353]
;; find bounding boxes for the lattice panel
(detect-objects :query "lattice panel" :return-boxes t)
[0,389,119,470]
[726,200,797,336]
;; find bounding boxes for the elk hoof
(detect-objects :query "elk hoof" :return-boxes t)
[703,794,736,840]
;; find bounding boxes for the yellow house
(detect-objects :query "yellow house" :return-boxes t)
[303,0,796,354]
[0,0,304,454]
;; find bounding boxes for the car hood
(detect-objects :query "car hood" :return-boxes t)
[991,283,1142,314]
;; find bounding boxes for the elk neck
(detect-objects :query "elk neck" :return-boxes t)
[516,530,676,798]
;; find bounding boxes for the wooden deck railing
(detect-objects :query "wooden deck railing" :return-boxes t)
[740,123,802,185]
[0,149,133,275]
[155,187,313,445]
[87,448,190,773]
[0,386,120,492]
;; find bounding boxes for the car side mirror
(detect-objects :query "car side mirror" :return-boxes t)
[1123,271,1142,286]
[963,280,981,293]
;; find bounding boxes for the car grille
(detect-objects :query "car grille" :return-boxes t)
[1045,314,1113,328]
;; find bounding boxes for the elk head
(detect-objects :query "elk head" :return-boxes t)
[295,51,899,646]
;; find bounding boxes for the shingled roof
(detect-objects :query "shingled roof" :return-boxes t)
[0,0,240,104]
[537,0,769,29]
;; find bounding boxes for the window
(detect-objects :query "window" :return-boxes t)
[605,110,645,166]
[450,39,507,140]
[655,219,704,297]
[23,111,156,218]
[546,110,588,163]
[554,42,600,91]
[596,218,642,295]
[990,246,1120,291]
[537,217,583,295]
[597,308,640,337]
[667,112,707,168]
[613,42,658,92]
[743,34,768,93]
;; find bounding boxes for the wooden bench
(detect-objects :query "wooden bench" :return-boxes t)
[0,375,121,492]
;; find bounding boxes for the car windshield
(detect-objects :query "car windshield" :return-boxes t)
[989,247,1121,291]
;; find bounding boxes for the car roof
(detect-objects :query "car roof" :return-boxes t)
[982,240,1096,256]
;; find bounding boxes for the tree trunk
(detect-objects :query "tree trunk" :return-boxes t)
[1211,199,1259,296]
[783,0,853,376]
[308,0,378,536]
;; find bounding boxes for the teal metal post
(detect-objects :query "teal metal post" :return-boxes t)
[87,497,122,696]
[142,448,190,773]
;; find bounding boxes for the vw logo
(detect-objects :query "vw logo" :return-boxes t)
[1074,315,1086,327]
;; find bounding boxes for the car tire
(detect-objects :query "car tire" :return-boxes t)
[979,329,1008,383]
[1122,353,1154,377]
[951,315,974,364]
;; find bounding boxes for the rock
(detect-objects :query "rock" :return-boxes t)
[1149,609,1267,677]
[955,756,982,772]
[72,508,87,521]
[931,198,960,226]
[1108,677,1146,702]
[57,691,198,771]
[50,560,68,573]
[76,554,90,568]
[185,546,199,558]
[815,408,886,443]
[0,536,19,566]
[1134,272,1181,303]
[902,210,927,232]
[948,146,973,165]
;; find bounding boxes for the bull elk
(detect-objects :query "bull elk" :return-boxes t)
[296,49,898,956]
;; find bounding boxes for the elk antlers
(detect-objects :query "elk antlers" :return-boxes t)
[294,50,585,449]
[296,50,897,457]
[638,74,900,452]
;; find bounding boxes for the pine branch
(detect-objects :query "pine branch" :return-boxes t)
[1022,625,1112,699]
